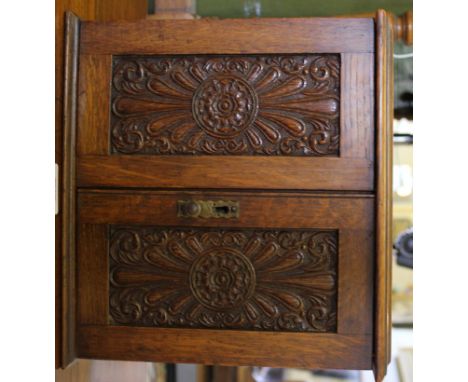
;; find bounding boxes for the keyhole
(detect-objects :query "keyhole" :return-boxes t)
[214,206,230,215]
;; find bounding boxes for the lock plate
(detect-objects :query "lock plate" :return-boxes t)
[177,200,240,219]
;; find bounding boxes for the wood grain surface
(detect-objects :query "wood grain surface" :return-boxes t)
[81,18,374,55]
[78,326,372,370]
[77,156,373,191]
[374,9,394,382]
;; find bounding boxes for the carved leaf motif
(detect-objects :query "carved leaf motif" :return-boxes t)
[111,55,340,155]
[109,227,338,332]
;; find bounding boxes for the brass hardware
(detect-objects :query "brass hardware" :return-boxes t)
[177,200,240,219]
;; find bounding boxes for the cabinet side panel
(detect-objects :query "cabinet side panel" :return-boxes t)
[374,9,393,382]
[61,11,80,368]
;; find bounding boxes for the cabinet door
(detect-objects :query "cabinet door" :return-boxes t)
[76,18,374,191]
[77,190,374,369]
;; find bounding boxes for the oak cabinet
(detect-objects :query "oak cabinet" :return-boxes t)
[61,10,393,382]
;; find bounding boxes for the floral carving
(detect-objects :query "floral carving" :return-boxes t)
[111,55,340,155]
[193,75,258,138]
[109,227,338,332]
[190,248,256,310]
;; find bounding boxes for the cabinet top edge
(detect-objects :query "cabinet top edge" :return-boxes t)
[80,17,375,55]
[81,17,374,26]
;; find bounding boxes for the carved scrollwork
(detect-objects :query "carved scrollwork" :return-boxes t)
[109,227,338,332]
[110,55,340,156]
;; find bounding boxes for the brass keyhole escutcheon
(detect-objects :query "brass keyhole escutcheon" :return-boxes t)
[177,200,240,219]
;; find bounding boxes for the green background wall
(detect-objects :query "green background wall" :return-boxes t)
[196,0,412,18]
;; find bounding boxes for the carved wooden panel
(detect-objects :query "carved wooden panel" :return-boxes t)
[110,55,340,155]
[109,227,338,332]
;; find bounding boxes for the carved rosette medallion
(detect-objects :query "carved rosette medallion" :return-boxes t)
[189,248,256,310]
[111,55,340,155]
[192,75,259,138]
[109,227,338,332]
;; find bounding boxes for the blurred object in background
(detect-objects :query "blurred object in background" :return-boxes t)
[149,0,197,18]
[287,369,360,381]
[252,367,283,382]
[252,367,360,382]
[196,0,412,18]
[243,0,262,16]
[394,227,413,269]
[394,42,413,120]
[392,117,413,328]
[396,348,413,382]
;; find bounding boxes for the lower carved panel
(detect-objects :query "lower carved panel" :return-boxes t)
[109,227,338,332]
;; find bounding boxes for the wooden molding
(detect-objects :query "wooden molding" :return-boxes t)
[374,9,394,382]
[338,10,412,46]
[61,11,80,368]
[392,10,412,45]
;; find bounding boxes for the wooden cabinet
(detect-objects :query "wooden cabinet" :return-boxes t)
[61,10,393,382]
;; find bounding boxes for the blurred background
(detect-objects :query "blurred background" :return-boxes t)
[56,1,413,381]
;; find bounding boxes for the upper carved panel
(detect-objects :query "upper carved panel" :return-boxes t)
[109,227,338,332]
[111,55,340,156]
